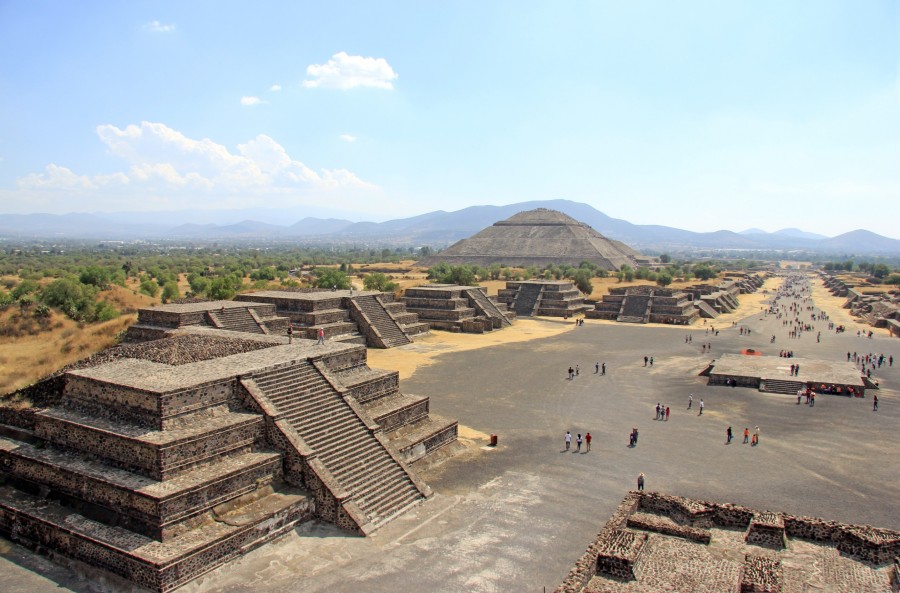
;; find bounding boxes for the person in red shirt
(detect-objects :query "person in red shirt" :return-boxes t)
[585,432,592,452]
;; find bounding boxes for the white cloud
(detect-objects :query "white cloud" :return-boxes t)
[303,52,397,90]
[15,122,377,211]
[145,20,175,33]
[339,134,357,143]
[270,84,282,92]
[240,96,265,106]
[18,164,96,190]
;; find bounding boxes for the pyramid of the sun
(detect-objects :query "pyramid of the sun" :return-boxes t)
[417,208,645,270]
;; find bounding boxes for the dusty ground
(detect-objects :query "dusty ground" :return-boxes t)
[367,317,576,381]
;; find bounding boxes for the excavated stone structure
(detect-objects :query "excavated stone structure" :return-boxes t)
[125,300,291,343]
[0,332,455,592]
[416,208,649,270]
[402,284,514,333]
[706,353,867,395]
[683,278,744,316]
[586,286,700,325]
[497,281,592,318]
[556,491,900,593]
[236,289,429,348]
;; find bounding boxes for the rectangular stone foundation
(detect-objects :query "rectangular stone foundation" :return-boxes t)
[0,483,312,593]
[746,512,787,549]
[594,528,648,581]
[740,554,783,593]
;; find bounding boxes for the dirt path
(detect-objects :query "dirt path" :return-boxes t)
[366,317,575,380]
[808,275,891,337]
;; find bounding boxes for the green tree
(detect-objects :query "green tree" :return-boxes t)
[139,278,160,297]
[11,279,40,300]
[206,277,236,300]
[693,264,717,281]
[161,281,181,302]
[363,272,398,292]
[656,272,673,287]
[79,266,113,289]
[659,254,671,263]
[314,268,351,290]
[871,264,890,279]
[573,269,593,295]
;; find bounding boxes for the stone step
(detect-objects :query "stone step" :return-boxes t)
[34,408,264,481]
[340,456,400,494]
[294,415,366,449]
[319,442,389,476]
[0,481,311,593]
[0,435,281,540]
[356,473,417,515]
[363,393,429,432]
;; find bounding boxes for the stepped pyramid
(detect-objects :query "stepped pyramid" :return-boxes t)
[0,331,453,591]
[417,208,645,270]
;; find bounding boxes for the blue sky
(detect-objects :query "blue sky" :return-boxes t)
[1,1,898,237]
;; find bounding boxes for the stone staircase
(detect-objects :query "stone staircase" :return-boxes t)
[694,300,719,319]
[464,288,512,327]
[208,307,265,334]
[350,295,411,348]
[618,294,651,323]
[248,361,424,527]
[760,378,805,394]
[513,283,543,316]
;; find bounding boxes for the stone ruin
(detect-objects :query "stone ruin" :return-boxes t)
[583,274,766,326]
[556,491,900,593]
[821,272,900,336]
[0,327,457,591]
[125,290,429,349]
[497,280,592,318]
[401,284,514,333]
[236,289,429,348]
[585,286,700,325]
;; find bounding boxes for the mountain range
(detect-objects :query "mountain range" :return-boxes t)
[2,199,899,255]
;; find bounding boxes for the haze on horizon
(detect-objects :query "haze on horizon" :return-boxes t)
[1,1,897,238]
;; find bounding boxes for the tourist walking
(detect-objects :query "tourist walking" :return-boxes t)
[644,356,648,367]
[698,400,704,416]
[743,427,749,444]
[601,362,606,375]
[576,433,583,452]
[316,327,325,345]
[585,432,592,452]
[726,426,732,444]
[873,394,878,411]
[287,323,293,344]
[665,406,670,421]
[688,394,692,410]
[637,473,645,491]
[752,426,760,445]
[565,431,572,450]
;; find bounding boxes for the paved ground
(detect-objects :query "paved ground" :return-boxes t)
[1,276,897,593]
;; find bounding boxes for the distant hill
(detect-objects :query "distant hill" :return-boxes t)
[2,200,899,255]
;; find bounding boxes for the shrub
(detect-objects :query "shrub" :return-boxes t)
[363,272,398,292]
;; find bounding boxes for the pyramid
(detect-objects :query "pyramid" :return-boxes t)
[417,208,644,270]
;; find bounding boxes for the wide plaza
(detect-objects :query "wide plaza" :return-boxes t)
[2,275,897,593]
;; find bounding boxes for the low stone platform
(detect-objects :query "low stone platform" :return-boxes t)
[556,492,898,593]
[708,353,866,394]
